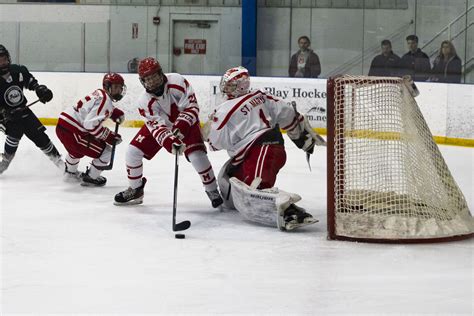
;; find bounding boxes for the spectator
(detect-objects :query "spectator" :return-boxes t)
[289,36,321,78]
[368,39,400,77]
[399,35,431,81]
[429,40,462,83]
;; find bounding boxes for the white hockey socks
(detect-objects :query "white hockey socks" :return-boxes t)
[187,150,218,191]
[126,145,145,189]
[65,154,80,173]
[88,146,112,179]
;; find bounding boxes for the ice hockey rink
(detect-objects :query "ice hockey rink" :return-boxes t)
[1,128,473,314]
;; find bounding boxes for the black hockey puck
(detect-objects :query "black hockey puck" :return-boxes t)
[175,234,185,239]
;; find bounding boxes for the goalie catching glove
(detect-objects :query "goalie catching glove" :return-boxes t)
[286,114,326,154]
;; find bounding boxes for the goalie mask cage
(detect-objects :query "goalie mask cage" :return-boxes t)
[326,75,474,243]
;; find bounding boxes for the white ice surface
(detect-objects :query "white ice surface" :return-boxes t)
[1,128,473,315]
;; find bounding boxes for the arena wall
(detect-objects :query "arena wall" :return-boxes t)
[27,72,474,147]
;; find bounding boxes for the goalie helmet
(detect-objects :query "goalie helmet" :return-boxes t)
[0,45,11,75]
[220,66,250,99]
[103,73,126,102]
[138,57,166,96]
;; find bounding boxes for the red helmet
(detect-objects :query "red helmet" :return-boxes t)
[138,57,162,79]
[103,73,126,102]
[138,57,166,95]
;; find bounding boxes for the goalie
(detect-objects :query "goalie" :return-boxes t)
[205,66,326,231]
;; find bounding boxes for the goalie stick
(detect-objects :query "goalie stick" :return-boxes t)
[96,121,120,171]
[290,101,327,171]
[172,143,191,232]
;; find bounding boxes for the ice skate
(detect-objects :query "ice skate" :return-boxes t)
[278,204,318,231]
[63,165,84,183]
[81,168,107,187]
[0,152,14,175]
[49,154,64,169]
[206,189,224,208]
[45,147,64,170]
[114,177,147,205]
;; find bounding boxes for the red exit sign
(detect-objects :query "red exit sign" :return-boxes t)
[184,39,207,54]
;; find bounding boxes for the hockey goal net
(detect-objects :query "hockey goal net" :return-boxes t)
[327,75,474,242]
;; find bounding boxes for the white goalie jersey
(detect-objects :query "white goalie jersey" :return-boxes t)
[207,90,299,164]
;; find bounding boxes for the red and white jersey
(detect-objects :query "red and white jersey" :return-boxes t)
[58,89,116,139]
[137,73,199,142]
[207,89,299,165]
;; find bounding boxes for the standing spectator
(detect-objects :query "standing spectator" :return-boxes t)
[399,35,431,81]
[429,40,462,83]
[368,39,400,77]
[289,36,321,78]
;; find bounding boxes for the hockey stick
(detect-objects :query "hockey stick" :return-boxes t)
[172,144,191,232]
[96,121,120,171]
[1,99,42,134]
[291,101,313,171]
[27,99,41,108]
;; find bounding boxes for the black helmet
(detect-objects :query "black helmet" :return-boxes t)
[0,45,11,75]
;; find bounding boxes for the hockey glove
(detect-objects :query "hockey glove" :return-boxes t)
[35,85,53,103]
[287,114,326,154]
[103,130,122,146]
[172,109,197,139]
[162,132,186,156]
[110,108,125,124]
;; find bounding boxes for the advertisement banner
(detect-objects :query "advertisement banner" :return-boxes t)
[208,78,328,128]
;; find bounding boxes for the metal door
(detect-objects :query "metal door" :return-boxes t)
[172,20,220,75]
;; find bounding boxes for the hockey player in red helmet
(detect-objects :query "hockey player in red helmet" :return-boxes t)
[205,66,326,231]
[114,57,223,207]
[56,72,126,186]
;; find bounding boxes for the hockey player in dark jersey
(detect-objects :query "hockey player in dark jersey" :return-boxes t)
[0,44,63,175]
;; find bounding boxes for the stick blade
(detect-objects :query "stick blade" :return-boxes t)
[173,220,191,231]
[95,164,113,171]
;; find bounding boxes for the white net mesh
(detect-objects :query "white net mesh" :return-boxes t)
[331,75,474,240]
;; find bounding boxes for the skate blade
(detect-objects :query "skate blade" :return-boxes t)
[113,196,144,206]
[81,182,106,187]
[63,174,83,183]
[284,218,319,231]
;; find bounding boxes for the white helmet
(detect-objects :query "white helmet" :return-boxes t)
[219,66,250,99]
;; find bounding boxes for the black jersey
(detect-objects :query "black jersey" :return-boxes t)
[0,64,39,112]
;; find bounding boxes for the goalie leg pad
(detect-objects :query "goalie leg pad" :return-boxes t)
[217,158,236,210]
[229,177,302,228]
